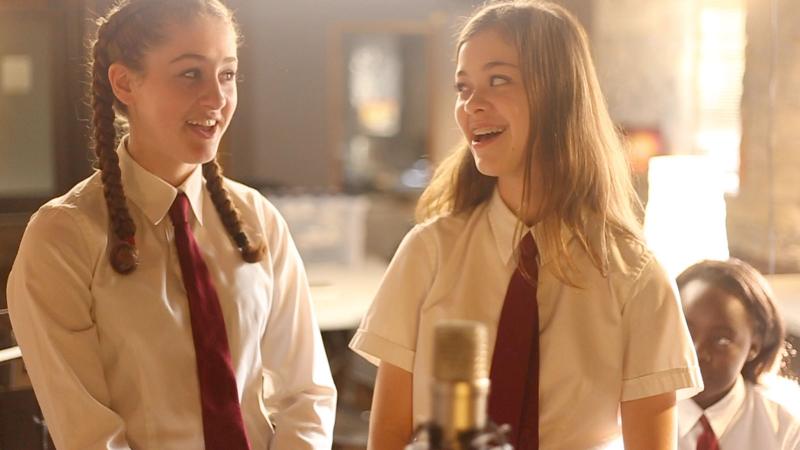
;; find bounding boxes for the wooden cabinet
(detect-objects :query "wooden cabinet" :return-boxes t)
[0,389,53,450]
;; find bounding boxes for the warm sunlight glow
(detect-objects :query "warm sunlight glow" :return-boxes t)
[695,4,745,194]
[644,155,730,279]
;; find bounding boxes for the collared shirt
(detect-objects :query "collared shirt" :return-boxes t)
[350,189,702,449]
[678,375,800,450]
[8,140,336,450]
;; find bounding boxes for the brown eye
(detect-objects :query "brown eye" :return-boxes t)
[181,69,200,80]
[490,75,510,87]
[715,337,732,346]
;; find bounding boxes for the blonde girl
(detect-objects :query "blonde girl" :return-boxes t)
[350,1,701,449]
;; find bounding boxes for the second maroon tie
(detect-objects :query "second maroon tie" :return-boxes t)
[170,193,251,450]
[489,232,540,449]
[696,415,720,450]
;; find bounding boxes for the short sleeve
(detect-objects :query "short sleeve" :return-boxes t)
[620,256,704,401]
[349,225,435,372]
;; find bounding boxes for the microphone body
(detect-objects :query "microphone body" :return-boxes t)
[406,320,511,450]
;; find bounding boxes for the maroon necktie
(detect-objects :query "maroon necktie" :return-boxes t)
[696,415,720,450]
[489,232,540,449]
[170,193,251,450]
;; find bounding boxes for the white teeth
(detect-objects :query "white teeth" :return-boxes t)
[473,127,505,136]
[187,119,217,127]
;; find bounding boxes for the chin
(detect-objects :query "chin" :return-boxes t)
[474,165,496,177]
[472,155,499,177]
[186,142,219,164]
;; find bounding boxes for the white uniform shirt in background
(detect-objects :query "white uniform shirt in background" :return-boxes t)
[678,375,800,450]
[351,189,702,449]
[8,141,336,450]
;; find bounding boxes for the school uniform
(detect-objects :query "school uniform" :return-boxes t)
[8,138,336,450]
[678,375,800,450]
[349,188,702,449]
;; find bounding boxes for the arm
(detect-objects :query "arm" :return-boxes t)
[368,361,413,450]
[7,207,131,450]
[621,391,677,450]
[620,255,702,402]
[260,207,337,449]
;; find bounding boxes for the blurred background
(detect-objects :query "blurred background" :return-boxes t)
[0,0,799,448]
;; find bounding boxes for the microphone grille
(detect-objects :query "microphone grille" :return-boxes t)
[433,320,488,382]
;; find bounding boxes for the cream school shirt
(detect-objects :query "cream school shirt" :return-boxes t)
[8,140,336,450]
[350,189,702,449]
[678,375,800,450]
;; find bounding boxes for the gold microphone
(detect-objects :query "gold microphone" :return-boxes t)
[430,319,491,449]
[407,320,510,450]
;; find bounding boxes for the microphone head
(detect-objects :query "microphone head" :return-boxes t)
[433,320,488,382]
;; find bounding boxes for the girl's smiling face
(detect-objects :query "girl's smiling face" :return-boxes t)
[454,28,531,185]
[113,15,238,186]
[681,280,762,409]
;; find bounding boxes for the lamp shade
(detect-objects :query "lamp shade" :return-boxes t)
[643,155,730,279]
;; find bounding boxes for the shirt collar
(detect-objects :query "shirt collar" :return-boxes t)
[117,136,205,226]
[487,188,567,266]
[678,374,746,439]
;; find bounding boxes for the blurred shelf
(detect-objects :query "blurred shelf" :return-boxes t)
[0,347,20,364]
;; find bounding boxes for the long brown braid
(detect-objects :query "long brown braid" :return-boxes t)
[203,160,265,262]
[90,0,263,274]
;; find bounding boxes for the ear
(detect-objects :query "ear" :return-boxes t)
[747,336,763,362]
[108,62,136,107]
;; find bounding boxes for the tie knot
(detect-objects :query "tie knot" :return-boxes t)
[169,193,191,227]
[699,415,714,434]
[519,231,538,258]
[518,232,539,275]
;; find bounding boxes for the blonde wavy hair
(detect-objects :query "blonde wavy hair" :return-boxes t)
[416,0,643,282]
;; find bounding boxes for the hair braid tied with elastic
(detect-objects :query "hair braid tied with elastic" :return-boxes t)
[203,160,265,263]
[91,0,253,273]
[92,16,138,274]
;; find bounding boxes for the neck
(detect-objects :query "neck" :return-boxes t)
[126,133,196,187]
[692,378,738,410]
[497,176,543,226]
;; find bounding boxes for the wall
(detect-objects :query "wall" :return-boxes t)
[591,0,696,155]
[224,0,593,189]
[225,0,472,188]
[726,0,800,272]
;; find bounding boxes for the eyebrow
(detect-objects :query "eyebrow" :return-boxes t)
[169,53,238,64]
[709,326,737,334]
[456,60,518,77]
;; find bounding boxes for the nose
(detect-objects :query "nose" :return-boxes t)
[200,78,226,110]
[462,89,488,115]
[694,341,711,363]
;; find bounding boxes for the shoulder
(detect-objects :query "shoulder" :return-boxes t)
[14,173,106,271]
[28,173,105,233]
[220,177,270,209]
[411,202,488,253]
[599,226,675,304]
[753,375,800,420]
[219,177,284,226]
[604,227,652,278]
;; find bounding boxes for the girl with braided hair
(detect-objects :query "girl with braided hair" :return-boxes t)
[7,1,335,449]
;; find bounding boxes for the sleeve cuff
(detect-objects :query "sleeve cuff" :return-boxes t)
[621,366,704,402]
[348,329,415,372]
